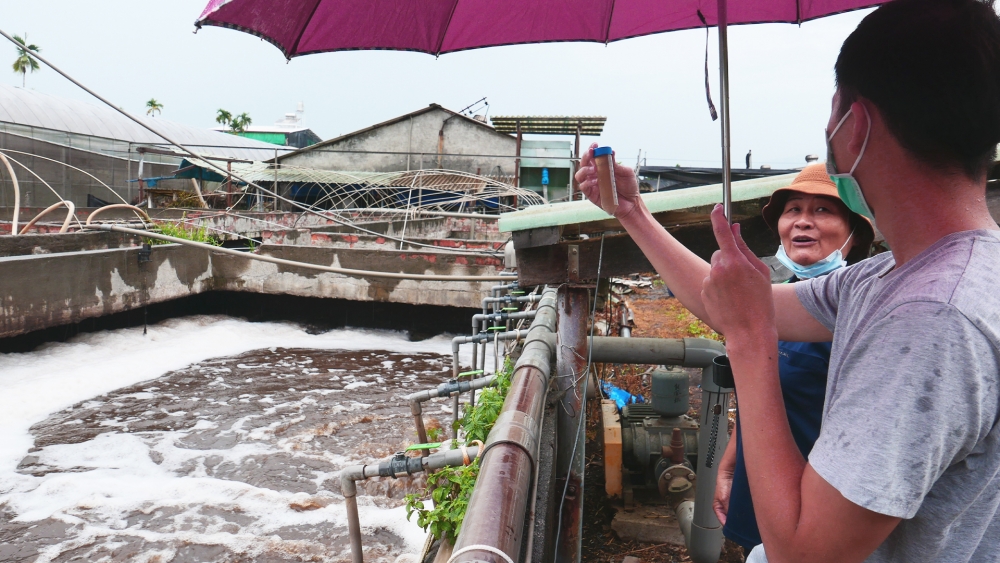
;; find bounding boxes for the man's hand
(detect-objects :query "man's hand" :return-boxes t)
[701,204,776,343]
[574,143,645,221]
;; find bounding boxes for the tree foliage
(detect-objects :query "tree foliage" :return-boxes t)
[11,33,40,88]
[145,99,163,117]
[216,109,252,134]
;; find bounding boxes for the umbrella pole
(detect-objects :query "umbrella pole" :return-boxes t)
[718,0,733,223]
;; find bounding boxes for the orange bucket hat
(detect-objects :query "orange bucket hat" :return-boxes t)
[760,163,875,263]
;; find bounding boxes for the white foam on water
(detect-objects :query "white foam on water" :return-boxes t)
[0,315,477,561]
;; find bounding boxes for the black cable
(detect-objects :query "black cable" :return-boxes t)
[553,233,604,561]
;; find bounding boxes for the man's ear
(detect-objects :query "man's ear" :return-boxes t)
[848,100,872,156]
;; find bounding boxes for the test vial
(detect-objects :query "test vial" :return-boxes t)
[593,146,618,215]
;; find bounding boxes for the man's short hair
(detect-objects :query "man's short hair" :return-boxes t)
[836,0,1000,179]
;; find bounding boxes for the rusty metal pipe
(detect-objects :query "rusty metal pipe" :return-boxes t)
[451,288,558,563]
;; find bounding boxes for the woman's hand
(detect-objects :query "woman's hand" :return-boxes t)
[714,465,735,526]
[574,142,646,221]
[701,205,777,343]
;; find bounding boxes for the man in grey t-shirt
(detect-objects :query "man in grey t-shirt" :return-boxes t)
[795,231,1000,561]
[696,1,1000,562]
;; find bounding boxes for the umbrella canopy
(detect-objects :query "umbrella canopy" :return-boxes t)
[196,0,881,59]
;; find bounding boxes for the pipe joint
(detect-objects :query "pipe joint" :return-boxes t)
[482,410,538,470]
[378,452,425,479]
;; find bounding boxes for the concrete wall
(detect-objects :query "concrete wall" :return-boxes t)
[282,108,518,175]
[0,242,503,339]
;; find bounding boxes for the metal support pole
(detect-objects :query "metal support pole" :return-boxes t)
[572,122,582,201]
[514,120,522,188]
[718,0,733,223]
[554,287,589,563]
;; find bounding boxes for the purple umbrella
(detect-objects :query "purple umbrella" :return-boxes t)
[195,0,883,218]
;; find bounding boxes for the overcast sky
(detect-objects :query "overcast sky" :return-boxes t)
[2,1,872,169]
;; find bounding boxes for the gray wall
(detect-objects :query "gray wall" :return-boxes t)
[282,108,518,175]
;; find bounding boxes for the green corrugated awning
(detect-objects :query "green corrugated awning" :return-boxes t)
[499,173,797,232]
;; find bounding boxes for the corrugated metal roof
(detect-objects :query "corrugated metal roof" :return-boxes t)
[490,116,606,135]
[0,84,289,161]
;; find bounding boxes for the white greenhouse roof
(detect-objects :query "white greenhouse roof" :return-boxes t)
[0,84,289,161]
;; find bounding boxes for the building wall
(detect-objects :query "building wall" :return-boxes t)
[282,108,518,175]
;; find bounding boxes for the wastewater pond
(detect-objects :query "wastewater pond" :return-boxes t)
[0,316,478,563]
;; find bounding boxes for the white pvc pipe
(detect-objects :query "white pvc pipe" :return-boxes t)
[19,200,75,234]
[85,204,152,226]
[0,153,20,236]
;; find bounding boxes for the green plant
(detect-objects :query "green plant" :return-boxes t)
[405,356,515,541]
[11,33,40,88]
[145,221,221,246]
[686,321,707,337]
[652,279,665,287]
[426,426,443,442]
[405,459,479,543]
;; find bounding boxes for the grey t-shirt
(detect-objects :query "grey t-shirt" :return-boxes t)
[793,229,1000,562]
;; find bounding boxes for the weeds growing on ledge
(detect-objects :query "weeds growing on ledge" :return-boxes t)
[145,221,221,246]
[405,356,515,542]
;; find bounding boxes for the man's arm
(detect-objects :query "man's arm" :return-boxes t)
[702,206,900,563]
[728,335,900,563]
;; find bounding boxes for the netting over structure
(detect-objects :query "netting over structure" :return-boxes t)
[223,163,544,221]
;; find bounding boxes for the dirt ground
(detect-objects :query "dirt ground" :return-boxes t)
[581,275,744,563]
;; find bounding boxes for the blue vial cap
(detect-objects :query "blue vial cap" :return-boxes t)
[593,146,613,157]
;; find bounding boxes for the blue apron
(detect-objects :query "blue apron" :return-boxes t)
[723,338,831,550]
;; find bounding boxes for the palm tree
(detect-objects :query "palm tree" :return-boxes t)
[145,99,163,117]
[11,34,40,88]
[216,109,233,128]
[230,112,252,134]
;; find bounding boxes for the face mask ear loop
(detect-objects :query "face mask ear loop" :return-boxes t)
[849,105,872,175]
[839,229,856,253]
[828,109,852,142]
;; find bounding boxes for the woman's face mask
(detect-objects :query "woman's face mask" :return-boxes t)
[826,106,876,224]
[775,231,854,279]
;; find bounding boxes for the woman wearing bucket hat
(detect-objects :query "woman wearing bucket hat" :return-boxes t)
[715,163,874,555]
[575,152,874,554]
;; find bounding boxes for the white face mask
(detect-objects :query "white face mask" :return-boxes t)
[826,106,876,223]
[775,231,854,279]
